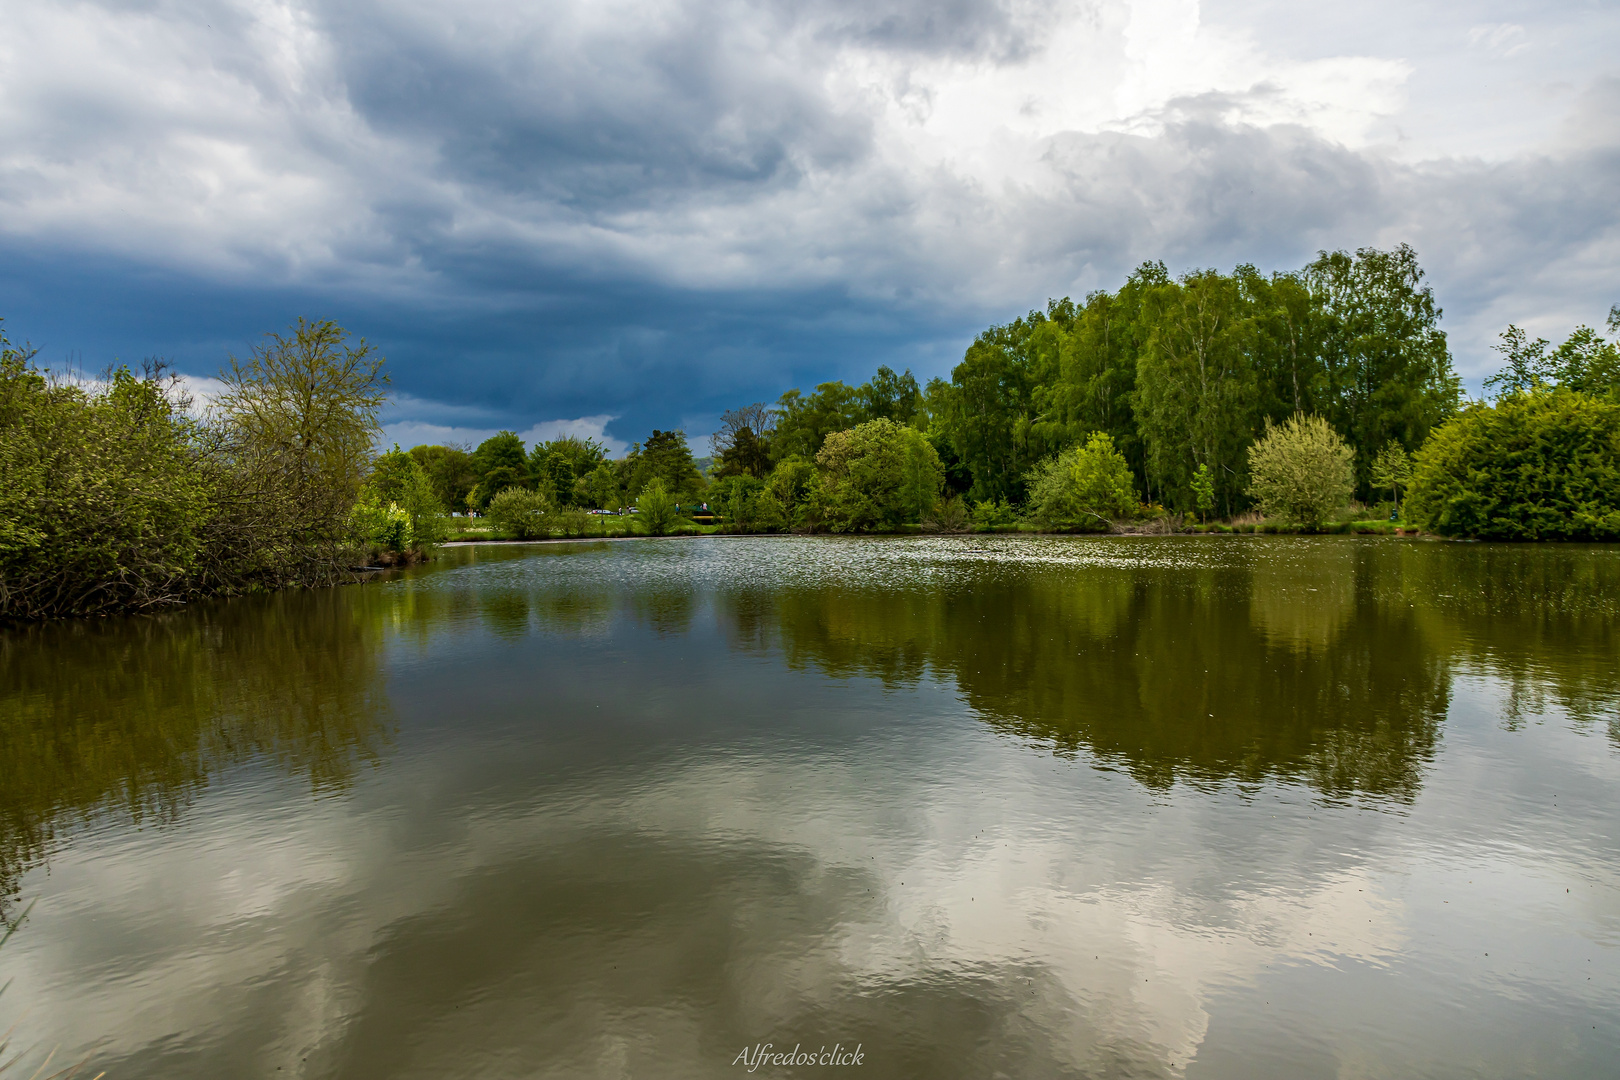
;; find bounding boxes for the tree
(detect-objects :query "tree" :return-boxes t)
[1134,269,1260,514]
[711,474,767,531]
[1304,245,1460,492]
[630,429,703,499]
[1405,390,1620,540]
[712,403,776,478]
[1025,431,1138,530]
[468,431,528,510]
[527,435,608,506]
[215,317,389,577]
[1370,441,1412,517]
[761,457,816,530]
[408,444,478,513]
[1190,463,1215,523]
[579,461,624,511]
[1246,414,1355,528]
[635,478,679,535]
[813,418,944,532]
[485,487,551,540]
[364,447,446,548]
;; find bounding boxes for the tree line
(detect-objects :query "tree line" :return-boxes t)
[404,243,1619,542]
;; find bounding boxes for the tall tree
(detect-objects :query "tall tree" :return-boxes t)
[468,431,528,509]
[1305,244,1460,491]
[1134,270,1261,513]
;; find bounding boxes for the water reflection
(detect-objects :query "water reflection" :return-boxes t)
[7,536,1618,1080]
[721,541,1451,800]
[0,588,393,904]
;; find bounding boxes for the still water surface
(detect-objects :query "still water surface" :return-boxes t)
[3,536,1618,1078]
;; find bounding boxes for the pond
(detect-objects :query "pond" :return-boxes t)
[3,535,1618,1079]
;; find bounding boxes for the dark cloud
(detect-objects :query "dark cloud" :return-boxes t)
[1,0,1617,439]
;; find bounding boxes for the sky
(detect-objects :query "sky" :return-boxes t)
[1,0,1616,454]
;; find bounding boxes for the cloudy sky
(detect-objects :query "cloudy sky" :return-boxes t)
[1,0,1616,452]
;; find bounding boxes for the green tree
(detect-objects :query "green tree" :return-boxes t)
[485,486,551,540]
[1370,441,1412,517]
[1246,414,1356,528]
[527,435,608,506]
[711,474,767,531]
[1026,431,1138,530]
[214,317,389,581]
[579,461,625,511]
[813,418,944,532]
[761,457,816,530]
[1189,463,1215,523]
[1405,389,1620,540]
[468,431,528,510]
[635,477,679,535]
[629,429,704,499]
[408,444,478,513]
[364,447,446,548]
[711,403,776,478]
[1134,269,1260,514]
[1304,244,1461,491]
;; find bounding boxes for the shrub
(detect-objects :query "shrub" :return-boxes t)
[969,498,1016,529]
[1246,414,1355,528]
[1405,389,1620,540]
[923,493,969,533]
[1025,432,1137,529]
[761,457,816,531]
[351,496,413,554]
[636,478,679,535]
[813,418,944,532]
[711,474,767,532]
[486,487,552,539]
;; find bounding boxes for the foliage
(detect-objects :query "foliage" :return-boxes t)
[1484,323,1620,400]
[1190,463,1215,522]
[366,447,446,548]
[408,443,478,513]
[485,486,551,540]
[527,435,608,506]
[1025,431,1138,529]
[769,366,923,464]
[468,431,529,510]
[1,316,391,620]
[635,478,680,535]
[711,403,776,478]
[711,474,768,531]
[761,457,816,530]
[969,498,1017,529]
[1370,441,1412,514]
[572,462,620,510]
[0,354,216,618]
[923,493,970,532]
[351,495,413,553]
[1405,389,1620,540]
[1246,414,1356,528]
[812,418,944,532]
[628,429,704,500]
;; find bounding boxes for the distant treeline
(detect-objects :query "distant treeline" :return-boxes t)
[422,244,1620,540]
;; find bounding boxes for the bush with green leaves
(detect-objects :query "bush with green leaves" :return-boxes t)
[351,496,414,553]
[1405,389,1620,540]
[711,474,767,532]
[485,487,552,539]
[812,418,944,532]
[1025,431,1137,530]
[635,478,680,535]
[969,498,1016,529]
[1246,414,1355,528]
[761,457,816,530]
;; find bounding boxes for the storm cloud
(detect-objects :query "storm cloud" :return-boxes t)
[1,0,1616,446]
